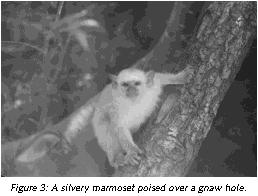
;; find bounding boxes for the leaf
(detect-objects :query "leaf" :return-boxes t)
[72,29,90,51]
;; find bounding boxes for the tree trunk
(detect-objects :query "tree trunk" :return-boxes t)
[115,1,256,176]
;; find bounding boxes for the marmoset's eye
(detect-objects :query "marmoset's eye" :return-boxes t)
[122,82,129,87]
[135,81,141,86]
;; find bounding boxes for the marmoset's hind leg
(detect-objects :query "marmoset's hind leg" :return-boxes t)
[113,126,143,166]
[93,124,122,167]
[104,132,124,168]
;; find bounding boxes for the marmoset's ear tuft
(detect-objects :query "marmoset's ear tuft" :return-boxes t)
[109,74,118,88]
[146,71,155,86]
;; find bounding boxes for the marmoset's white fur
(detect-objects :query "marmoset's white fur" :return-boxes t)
[65,67,190,167]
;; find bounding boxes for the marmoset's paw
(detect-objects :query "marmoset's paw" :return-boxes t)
[124,145,142,166]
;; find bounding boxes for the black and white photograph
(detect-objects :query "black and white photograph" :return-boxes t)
[1,1,256,177]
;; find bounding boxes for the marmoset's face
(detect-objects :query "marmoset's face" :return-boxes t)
[119,80,142,98]
[115,69,147,99]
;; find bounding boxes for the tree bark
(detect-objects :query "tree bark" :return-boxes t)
[115,1,256,176]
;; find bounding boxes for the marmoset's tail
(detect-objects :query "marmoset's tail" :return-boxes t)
[64,102,96,143]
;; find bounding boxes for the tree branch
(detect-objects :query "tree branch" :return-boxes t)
[55,1,64,22]
[115,1,256,177]
[2,40,46,55]
[134,2,195,72]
